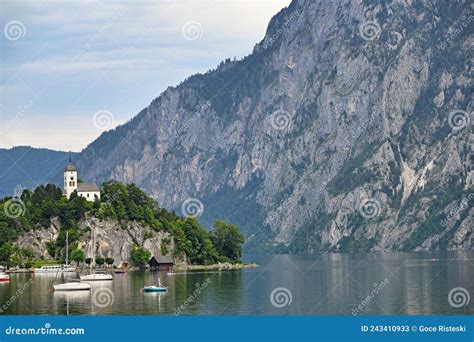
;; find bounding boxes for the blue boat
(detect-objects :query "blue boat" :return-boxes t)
[143,285,167,292]
[143,278,167,292]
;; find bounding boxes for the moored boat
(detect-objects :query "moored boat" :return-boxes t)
[34,265,76,273]
[0,272,10,281]
[143,285,167,292]
[143,278,167,292]
[80,229,114,281]
[80,270,113,281]
[53,281,91,291]
[52,231,90,292]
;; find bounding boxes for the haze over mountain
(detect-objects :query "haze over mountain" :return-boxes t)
[0,147,78,198]
[3,0,473,252]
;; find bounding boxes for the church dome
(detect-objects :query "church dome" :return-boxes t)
[64,156,77,172]
[64,162,77,172]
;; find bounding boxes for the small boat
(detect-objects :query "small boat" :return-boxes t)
[53,281,91,291]
[34,265,76,273]
[143,278,167,292]
[80,270,113,281]
[80,229,114,281]
[53,231,90,292]
[114,269,127,274]
[143,285,167,292]
[0,272,10,282]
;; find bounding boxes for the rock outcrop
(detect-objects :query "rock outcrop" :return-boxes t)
[17,217,175,266]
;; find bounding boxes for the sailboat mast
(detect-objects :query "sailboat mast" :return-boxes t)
[90,229,93,272]
[66,230,69,266]
[92,229,96,269]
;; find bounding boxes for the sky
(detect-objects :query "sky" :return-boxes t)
[0,0,291,152]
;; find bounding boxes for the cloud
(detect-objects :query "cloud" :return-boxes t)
[1,0,291,151]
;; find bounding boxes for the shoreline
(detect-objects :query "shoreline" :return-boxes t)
[5,263,259,273]
[176,263,259,271]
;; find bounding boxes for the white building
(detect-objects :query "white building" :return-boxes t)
[63,158,101,202]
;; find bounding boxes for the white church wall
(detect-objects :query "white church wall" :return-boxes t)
[78,191,101,202]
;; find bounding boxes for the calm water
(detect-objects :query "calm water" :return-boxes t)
[1,251,473,315]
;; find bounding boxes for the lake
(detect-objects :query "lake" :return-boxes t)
[1,251,472,315]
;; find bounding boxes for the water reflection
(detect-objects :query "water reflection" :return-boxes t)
[0,251,472,315]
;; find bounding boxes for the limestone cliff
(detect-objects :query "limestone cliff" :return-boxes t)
[17,217,175,266]
[73,0,472,252]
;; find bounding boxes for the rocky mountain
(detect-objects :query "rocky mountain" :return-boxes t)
[75,0,472,252]
[16,216,175,266]
[0,147,77,199]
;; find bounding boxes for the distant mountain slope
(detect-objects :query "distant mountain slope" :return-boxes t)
[0,147,77,198]
[3,0,467,253]
[75,0,472,252]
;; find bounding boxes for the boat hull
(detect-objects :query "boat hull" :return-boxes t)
[53,283,91,291]
[143,287,167,292]
[80,274,113,281]
[34,266,76,273]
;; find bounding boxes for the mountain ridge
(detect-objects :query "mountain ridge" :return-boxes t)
[74,0,474,252]
[3,0,473,252]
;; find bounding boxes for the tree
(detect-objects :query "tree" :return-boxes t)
[105,257,114,267]
[71,249,85,266]
[211,220,244,263]
[95,256,105,267]
[0,242,13,265]
[130,245,151,269]
[182,219,218,265]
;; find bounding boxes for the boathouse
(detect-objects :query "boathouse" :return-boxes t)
[149,256,174,271]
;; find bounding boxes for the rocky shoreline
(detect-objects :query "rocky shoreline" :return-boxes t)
[5,263,259,273]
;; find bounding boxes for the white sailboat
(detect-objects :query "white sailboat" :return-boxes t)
[53,231,91,292]
[80,229,113,281]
